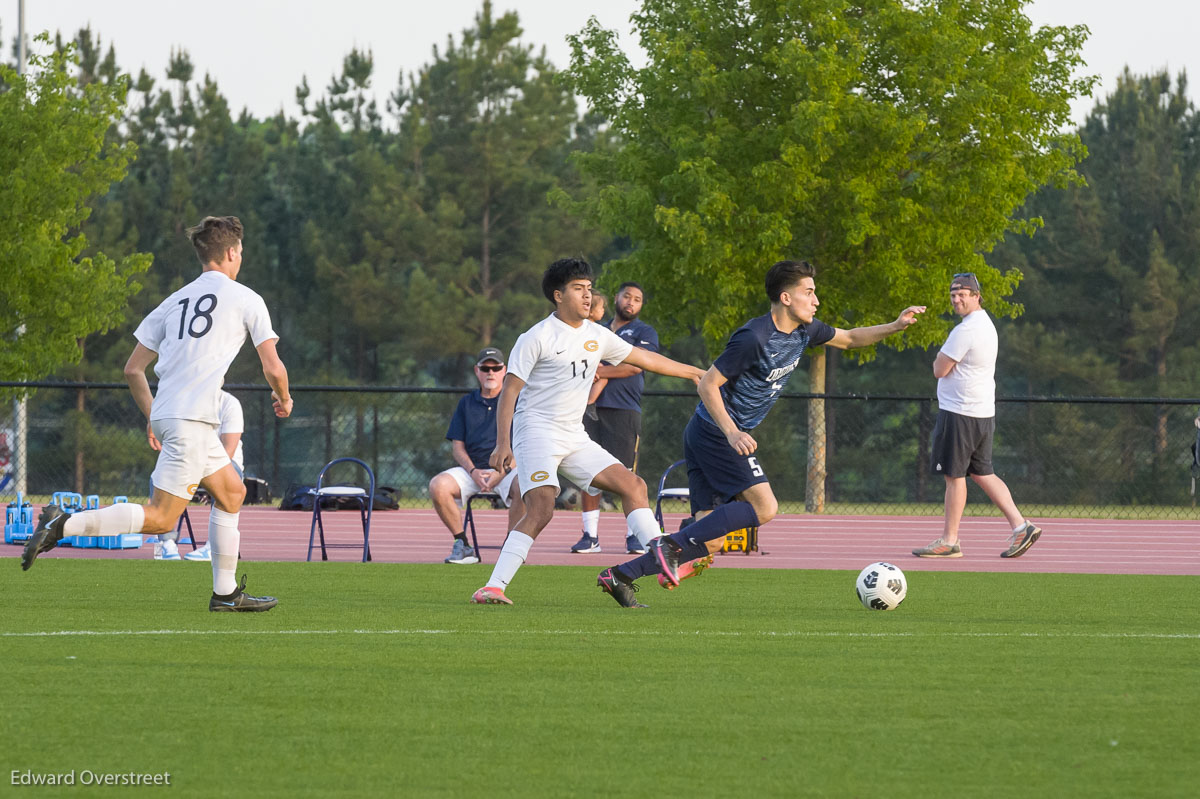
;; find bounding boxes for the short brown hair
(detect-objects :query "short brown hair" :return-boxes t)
[765,260,816,302]
[186,216,243,265]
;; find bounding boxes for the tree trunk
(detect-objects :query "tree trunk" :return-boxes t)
[806,349,826,513]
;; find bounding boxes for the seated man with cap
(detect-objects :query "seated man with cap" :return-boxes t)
[429,347,525,564]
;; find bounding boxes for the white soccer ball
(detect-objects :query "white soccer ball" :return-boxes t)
[855,562,907,611]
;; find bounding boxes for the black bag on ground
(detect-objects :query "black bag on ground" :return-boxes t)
[279,483,400,511]
[243,476,271,505]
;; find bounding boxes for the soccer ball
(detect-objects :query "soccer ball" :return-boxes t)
[855,562,907,611]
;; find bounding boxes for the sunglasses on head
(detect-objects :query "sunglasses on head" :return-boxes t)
[953,272,976,280]
[477,364,504,372]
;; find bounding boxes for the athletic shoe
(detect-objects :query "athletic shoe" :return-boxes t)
[658,554,715,590]
[183,542,212,562]
[159,539,182,561]
[209,574,277,612]
[470,586,513,605]
[625,534,647,554]
[21,505,69,571]
[444,538,480,565]
[570,534,601,554]
[911,538,963,558]
[1001,522,1042,559]
[651,536,683,586]
[597,567,647,608]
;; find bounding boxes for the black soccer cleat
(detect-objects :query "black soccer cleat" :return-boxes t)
[21,505,70,571]
[651,536,683,587]
[209,574,278,612]
[597,567,647,608]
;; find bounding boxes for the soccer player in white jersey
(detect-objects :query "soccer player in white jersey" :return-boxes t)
[470,258,705,606]
[22,216,293,612]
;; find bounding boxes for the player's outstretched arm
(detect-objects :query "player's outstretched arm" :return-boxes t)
[825,306,926,350]
[490,374,526,473]
[621,348,705,385]
[255,338,292,418]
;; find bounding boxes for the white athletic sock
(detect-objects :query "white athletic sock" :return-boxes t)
[485,531,535,591]
[581,509,599,538]
[63,503,145,537]
[208,508,241,595]
[1013,520,1029,533]
[626,507,661,547]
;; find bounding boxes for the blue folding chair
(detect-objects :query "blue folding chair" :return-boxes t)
[306,457,375,563]
[461,491,500,564]
[653,459,691,532]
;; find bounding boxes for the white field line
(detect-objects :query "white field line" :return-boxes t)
[2,629,1198,639]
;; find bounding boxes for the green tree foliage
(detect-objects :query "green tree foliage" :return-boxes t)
[993,69,1200,398]
[562,0,1093,355]
[390,0,605,365]
[0,35,151,391]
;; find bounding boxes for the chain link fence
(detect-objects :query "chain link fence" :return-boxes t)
[3,383,1199,519]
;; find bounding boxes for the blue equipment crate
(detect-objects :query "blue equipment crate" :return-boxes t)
[5,492,35,544]
[96,534,142,549]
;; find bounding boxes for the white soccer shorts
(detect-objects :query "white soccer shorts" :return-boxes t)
[150,418,233,500]
[437,466,518,508]
[514,430,620,498]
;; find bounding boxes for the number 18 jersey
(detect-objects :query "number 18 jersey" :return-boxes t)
[134,270,277,424]
[508,313,633,441]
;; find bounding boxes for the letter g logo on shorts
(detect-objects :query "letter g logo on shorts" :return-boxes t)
[530,471,550,482]
[584,340,599,352]
[187,483,200,496]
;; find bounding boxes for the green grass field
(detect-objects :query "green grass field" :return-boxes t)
[3,561,1197,797]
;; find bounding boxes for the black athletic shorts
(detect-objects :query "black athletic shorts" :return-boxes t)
[582,406,642,471]
[930,409,995,478]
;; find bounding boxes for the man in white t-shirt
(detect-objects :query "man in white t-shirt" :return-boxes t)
[912,272,1042,559]
[22,216,293,612]
[470,258,705,606]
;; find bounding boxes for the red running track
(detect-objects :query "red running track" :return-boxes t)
[4,506,1198,575]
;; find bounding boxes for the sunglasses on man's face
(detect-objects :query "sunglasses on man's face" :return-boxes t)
[477,364,504,373]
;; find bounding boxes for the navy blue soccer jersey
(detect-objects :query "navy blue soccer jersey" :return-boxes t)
[696,314,836,431]
[595,318,659,411]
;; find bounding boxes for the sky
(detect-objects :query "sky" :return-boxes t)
[3,0,1197,124]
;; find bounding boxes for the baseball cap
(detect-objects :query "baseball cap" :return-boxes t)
[950,272,981,293]
[476,347,505,366]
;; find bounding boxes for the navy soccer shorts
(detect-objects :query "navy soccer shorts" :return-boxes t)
[682,413,769,515]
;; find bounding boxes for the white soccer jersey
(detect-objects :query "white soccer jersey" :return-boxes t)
[134,271,277,424]
[936,309,997,418]
[217,390,245,471]
[509,314,634,441]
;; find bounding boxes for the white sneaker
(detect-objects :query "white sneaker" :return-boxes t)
[184,542,212,562]
[159,539,181,560]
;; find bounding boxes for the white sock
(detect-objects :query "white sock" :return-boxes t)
[64,503,145,536]
[581,510,599,538]
[485,531,535,591]
[208,508,240,595]
[1013,520,1029,533]
[626,507,661,547]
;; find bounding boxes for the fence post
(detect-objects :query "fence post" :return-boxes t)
[806,351,826,513]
